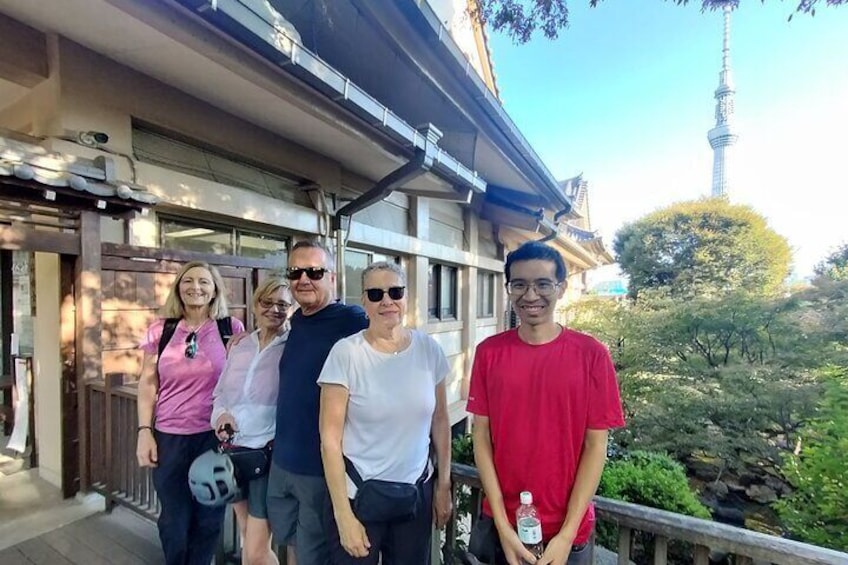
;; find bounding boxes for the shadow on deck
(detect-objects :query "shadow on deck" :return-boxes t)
[0,506,163,565]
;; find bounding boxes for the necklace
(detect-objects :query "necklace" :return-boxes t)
[367,329,409,355]
[184,318,209,332]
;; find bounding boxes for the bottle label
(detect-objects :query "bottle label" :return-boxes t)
[517,518,542,544]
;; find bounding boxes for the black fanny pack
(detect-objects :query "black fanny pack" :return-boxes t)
[225,442,272,483]
[344,456,428,523]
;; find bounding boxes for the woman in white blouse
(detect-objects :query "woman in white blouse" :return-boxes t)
[212,277,291,565]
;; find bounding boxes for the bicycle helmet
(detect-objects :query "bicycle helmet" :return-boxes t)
[188,448,242,506]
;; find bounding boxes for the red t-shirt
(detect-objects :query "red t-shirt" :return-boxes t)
[467,328,625,544]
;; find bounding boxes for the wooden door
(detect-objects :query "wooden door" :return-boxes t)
[99,245,277,379]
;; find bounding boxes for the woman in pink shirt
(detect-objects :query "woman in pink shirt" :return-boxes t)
[212,277,291,565]
[136,260,245,565]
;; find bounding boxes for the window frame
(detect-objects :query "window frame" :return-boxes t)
[477,271,496,319]
[344,249,401,306]
[159,215,289,261]
[428,262,458,321]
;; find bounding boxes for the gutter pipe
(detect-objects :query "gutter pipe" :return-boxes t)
[331,123,442,300]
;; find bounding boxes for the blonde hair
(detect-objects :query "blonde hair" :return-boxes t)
[252,276,290,307]
[161,261,230,320]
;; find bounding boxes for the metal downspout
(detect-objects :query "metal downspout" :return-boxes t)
[331,140,436,300]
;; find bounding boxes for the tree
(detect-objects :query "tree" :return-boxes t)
[814,242,848,281]
[613,198,791,299]
[476,1,846,43]
[776,366,848,551]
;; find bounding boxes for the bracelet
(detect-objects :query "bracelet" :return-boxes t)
[137,425,153,433]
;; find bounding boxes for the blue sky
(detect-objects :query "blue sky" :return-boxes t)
[486,1,848,279]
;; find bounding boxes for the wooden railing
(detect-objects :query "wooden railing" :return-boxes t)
[87,374,159,520]
[445,463,848,565]
[86,382,847,565]
[86,376,278,564]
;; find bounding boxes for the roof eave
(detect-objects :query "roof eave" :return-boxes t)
[178,0,486,196]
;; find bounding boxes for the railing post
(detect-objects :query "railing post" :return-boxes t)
[653,535,668,565]
[618,527,632,565]
[694,544,710,565]
[443,481,458,565]
[103,372,122,511]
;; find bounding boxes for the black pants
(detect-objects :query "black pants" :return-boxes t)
[468,515,592,565]
[152,430,225,565]
[324,477,434,565]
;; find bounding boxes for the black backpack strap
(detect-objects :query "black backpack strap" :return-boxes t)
[157,318,180,359]
[216,317,233,347]
[343,455,364,487]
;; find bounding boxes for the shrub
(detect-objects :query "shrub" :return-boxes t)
[597,451,711,561]
[599,451,711,519]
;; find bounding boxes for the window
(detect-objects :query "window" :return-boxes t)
[240,231,288,262]
[344,249,400,306]
[133,126,302,202]
[428,263,458,321]
[161,217,288,261]
[162,218,234,255]
[451,418,469,440]
[477,272,495,318]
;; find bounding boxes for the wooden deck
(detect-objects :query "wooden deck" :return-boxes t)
[0,507,164,565]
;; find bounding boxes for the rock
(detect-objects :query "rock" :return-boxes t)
[745,484,778,504]
[686,456,723,481]
[713,504,747,527]
[763,475,791,495]
[723,477,747,494]
[705,480,729,499]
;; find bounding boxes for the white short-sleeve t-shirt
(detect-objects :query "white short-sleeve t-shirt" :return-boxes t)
[318,329,449,497]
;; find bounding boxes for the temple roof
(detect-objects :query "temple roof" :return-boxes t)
[0,134,158,207]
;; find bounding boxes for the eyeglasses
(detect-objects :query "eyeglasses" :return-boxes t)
[285,267,329,281]
[364,286,405,302]
[506,280,561,297]
[259,299,291,311]
[185,331,198,359]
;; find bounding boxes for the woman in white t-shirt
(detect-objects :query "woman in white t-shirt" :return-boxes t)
[318,261,453,565]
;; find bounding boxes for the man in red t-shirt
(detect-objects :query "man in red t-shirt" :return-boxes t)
[467,241,625,565]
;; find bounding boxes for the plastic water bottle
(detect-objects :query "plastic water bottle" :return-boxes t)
[516,490,544,561]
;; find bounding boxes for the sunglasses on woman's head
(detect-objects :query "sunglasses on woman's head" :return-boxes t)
[285,267,329,281]
[365,287,405,302]
[185,331,198,359]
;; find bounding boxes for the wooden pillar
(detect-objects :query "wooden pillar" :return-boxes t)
[75,211,101,492]
[409,197,430,327]
[461,210,479,402]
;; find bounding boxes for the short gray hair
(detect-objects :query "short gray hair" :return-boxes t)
[361,260,406,288]
[291,239,335,269]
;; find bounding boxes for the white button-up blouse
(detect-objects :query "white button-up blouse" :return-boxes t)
[211,330,288,448]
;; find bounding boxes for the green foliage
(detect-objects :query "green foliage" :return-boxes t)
[476,1,846,44]
[568,287,828,474]
[452,432,475,466]
[613,199,791,299]
[776,366,848,551]
[599,451,712,519]
[814,242,848,281]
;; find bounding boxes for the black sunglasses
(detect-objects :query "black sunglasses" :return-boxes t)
[286,267,329,281]
[185,331,198,359]
[365,286,405,302]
